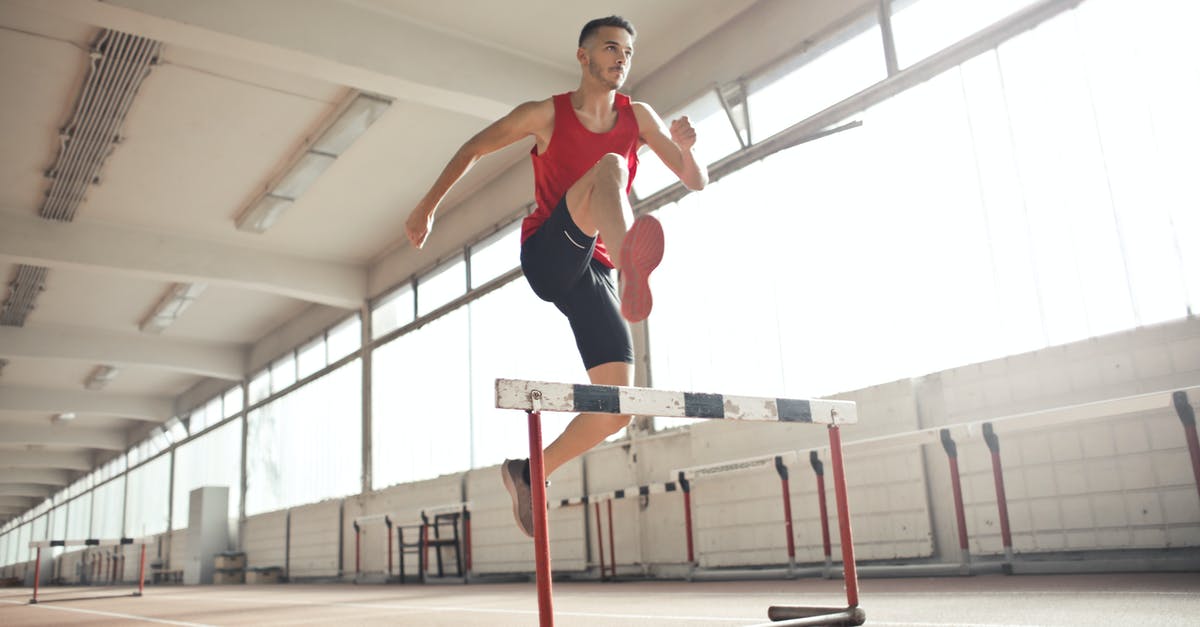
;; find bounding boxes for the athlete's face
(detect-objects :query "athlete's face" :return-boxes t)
[580,27,634,90]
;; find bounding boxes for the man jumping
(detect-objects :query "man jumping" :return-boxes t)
[405,15,708,536]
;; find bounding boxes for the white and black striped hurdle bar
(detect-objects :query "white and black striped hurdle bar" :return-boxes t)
[31,537,153,548]
[496,379,858,424]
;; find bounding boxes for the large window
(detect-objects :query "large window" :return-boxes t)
[173,419,242,529]
[246,361,362,515]
[125,454,171,537]
[372,309,471,486]
[649,0,1200,402]
[91,477,125,539]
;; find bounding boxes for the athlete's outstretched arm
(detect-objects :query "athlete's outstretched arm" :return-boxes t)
[632,102,708,192]
[406,99,551,249]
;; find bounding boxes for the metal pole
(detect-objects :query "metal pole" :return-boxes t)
[527,408,554,627]
[878,0,900,76]
[828,425,859,608]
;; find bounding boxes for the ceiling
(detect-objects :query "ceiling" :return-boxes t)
[0,0,781,526]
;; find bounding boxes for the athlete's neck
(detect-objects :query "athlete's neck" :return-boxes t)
[570,84,617,119]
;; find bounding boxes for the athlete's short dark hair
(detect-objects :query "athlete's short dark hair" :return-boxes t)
[579,16,636,48]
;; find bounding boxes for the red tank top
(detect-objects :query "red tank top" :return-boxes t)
[523,92,640,268]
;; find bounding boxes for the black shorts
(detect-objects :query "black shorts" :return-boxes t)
[520,196,634,370]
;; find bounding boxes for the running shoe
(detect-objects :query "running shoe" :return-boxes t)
[619,214,664,323]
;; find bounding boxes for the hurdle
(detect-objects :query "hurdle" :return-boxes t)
[27,537,151,604]
[496,378,864,627]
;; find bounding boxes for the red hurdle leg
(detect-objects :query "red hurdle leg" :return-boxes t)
[606,500,616,579]
[679,472,694,565]
[136,544,146,597]
[828,424,859,608]
[810,452,833,572]
[527,408,554,627]
[30,547,41,604]
[463,509,473,574]
[775,456,797,567]
[594,501,606,580]
[1173,392,1200,504]
[983,423,1014,566]
[940,429,971,564]
[353,522,361,578]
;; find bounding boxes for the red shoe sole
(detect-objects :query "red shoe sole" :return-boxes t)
[620,215,664,323]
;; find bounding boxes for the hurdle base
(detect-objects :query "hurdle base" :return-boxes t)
[764,605,865,626]
[28,599,37,605]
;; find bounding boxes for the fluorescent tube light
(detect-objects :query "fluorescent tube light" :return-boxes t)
[235,90,391,234]
[140,283,206,334]
[84,365,119,391]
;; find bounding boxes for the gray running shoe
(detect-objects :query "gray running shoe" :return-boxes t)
[501,459,534,538]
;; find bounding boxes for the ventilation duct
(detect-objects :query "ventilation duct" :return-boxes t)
[1,265,48,327]
[40,29,162,222]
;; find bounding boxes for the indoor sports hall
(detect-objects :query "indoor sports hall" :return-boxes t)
[1,1,1198,625]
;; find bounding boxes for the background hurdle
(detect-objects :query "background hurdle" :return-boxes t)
[27,537,151,604]
[496,378,865,627]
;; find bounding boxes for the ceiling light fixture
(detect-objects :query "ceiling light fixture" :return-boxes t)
[235,90,392,233]
[140,282,206,334]
[84,365,119,391]
[52,412,76,424]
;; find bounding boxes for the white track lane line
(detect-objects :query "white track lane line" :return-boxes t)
[0,599,215,626]
[153,593,763,622]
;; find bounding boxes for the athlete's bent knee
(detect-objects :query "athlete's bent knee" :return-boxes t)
[595,153,628,179]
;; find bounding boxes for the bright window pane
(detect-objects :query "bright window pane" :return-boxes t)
[372,284,414,339]
[632,90,744,199]
[327,315,362,362]
[747,21,885,141]
[224,386,243,418]
[297,337,326,379]
[248,370,270,405]
[469,223,521,289]
[271,354,296,393]
[891,0,1040,69]
[245,361,362,515]
[372,310,469,486]
[125,453,170,537]
[172,419,242,530]
[417,257,466,317]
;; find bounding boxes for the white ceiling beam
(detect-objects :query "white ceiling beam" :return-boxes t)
[0,385,173,421]
[0,451,93,471]
[0,469,73,487]
[0,211,364,309]
[0,325,242,381]
[0,425,126,452]
[17,0,573,121]
[0,484,55,499]
[0,496,37,509]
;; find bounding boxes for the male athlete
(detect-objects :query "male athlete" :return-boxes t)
[405,16,707,536]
